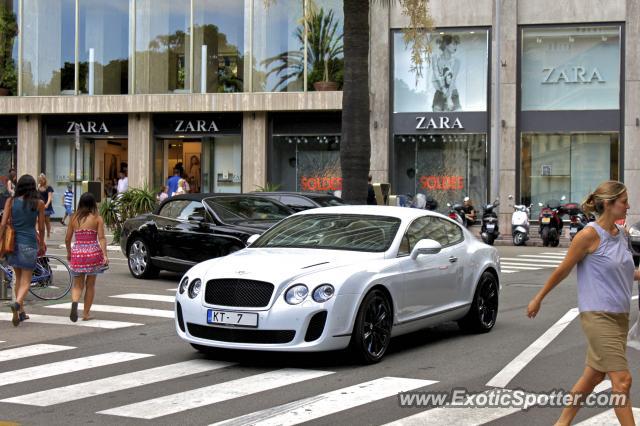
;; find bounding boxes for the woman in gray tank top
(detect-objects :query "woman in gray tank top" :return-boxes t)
[527,181,639,425]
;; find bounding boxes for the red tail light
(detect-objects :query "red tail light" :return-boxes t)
[449,213,457,219]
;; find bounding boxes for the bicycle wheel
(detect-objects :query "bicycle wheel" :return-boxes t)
[29,255,73,300]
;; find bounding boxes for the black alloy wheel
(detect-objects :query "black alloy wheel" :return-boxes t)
[350,289,393,364]
[458,272,499,333]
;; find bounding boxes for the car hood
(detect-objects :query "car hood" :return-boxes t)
[190,247,383,286]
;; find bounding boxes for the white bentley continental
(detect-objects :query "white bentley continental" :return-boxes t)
[175,206,501,363]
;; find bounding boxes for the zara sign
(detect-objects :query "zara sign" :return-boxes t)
[66,121,110,134]
[415,116,464,130]
[174,120,220,133]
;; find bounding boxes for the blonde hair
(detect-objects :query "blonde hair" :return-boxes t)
[582,180,627,217]
[38,173,47,187]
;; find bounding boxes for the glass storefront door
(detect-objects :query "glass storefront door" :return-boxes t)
[394,133,488,212]
[0,138,17,194]
[520,133,619,217]
[154,136,242,194]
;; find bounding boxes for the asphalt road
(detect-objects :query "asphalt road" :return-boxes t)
[1,233,638,426]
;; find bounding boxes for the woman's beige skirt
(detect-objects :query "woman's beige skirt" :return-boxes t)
[579,311,629,372]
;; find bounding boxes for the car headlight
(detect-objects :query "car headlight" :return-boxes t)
[284,284,308,305]
[630,227,640,237]
[188,279,202,299]
[179,276,189,294]
[312,284,335,303]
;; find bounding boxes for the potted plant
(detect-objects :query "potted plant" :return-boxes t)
[312,54,339,91]
[0,6,17,96]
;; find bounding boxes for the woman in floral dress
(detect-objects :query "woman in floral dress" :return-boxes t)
[65,192,108,322]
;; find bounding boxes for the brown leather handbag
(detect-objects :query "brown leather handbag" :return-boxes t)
[0,198,15,256]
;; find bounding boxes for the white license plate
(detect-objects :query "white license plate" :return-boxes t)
[207,310,258,327]
[486,224,495,230]
[570,226,578,233]
[541,217,551,224]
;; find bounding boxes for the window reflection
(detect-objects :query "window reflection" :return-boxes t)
[307,0,343,91]
[0,1,19,95]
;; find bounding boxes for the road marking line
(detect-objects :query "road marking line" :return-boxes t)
[110,293,175,303]
[516,255,566,260]
[500,258,562,265]
[211,377,436,426]
[383,389,529,426]
[539,253,567,257]
[99,368,334,420]
[0,344,75,363]
[593,380,611,393]
[499,264,543,270]
[501,271,516,274]
[46,303,174,318]
[487,308,580,388]
[576,408,640,425]
[0,352,152,387]
[0,313,143,329]
[166,288,177,292]
[1,359,233,406]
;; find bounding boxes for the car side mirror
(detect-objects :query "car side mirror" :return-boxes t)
[188,214,206,223]
[410,239,442,260]
[247,234,260,246]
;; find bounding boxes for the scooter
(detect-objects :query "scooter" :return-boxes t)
[538,196,566,247]
[564,202,594,241]
[508,195,531,246]
[480,198,500,245]
[447,202,466,226]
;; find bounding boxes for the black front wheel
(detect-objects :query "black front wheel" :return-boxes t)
[513,232,526,246]
[458,272,499,333]
[128,238,159,279]
[350,289,393,364]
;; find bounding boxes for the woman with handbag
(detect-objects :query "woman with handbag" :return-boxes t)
[2,174,46,326]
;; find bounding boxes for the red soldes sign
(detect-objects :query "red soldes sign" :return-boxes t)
[300,176,343,191]
[419,175,464,191]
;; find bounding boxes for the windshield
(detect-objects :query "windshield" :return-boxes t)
[310,196,347,207]
[251,214,401,252]
[204,197,291,224]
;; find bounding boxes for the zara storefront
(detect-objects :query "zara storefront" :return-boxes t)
[391,28,491,209]
[518,24,623,217]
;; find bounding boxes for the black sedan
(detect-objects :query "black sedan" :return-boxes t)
[120,194,293,279]
[252,191,347,212]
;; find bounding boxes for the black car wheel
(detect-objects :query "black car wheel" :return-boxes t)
[350,289,392,364]
[128,238,159,279]
[458,272,499,333]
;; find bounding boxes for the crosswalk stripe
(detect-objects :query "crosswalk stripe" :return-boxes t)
[576,407,640,425]
[46,303,174,319]
[487,308,580,388]
[501,270,516,274]
[500,262,546,268]
[110,293,175,303]
[1,359,233,407]
[383,390,526,426]
[98,368,334,420]
[0,313,143,329]
[516,255,565,260]
[500,258,561,265]
[0,344,75,363]
[0,352,152,387]
[166,288,177,292]
[593,380,611,393]
[539,253,567,257]
[211,377,436,426]
[499,265,542,270]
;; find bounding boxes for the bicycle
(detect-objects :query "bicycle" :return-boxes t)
[2,255,73,300]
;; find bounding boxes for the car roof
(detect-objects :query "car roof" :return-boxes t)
[252,192,339,199]
[293,205,450,220]
[155,193,292,214]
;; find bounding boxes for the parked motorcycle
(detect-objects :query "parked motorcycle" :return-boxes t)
[480,198,500,245]
[447,202,466,226]
[508,195,531,246]
[564,202,594,241]
[538,196,566,247]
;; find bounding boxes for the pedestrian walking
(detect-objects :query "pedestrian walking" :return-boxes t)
[37,173,54,239]
[6,167,16,196]
[527,180,639,425]
[65,192,108,322]
[117,170,128,194]
[61,183,74,226]
[157,185,169,203]
[2,174,46,326]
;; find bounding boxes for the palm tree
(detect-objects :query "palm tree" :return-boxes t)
[265,0,433,204]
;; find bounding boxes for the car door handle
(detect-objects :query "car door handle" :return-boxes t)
[164,225,176,231]
[449,256,458,263]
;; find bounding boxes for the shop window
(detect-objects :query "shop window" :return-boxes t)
[270,135,341,192]
[521,26,621,111]
[520,133,619,217]
[394,134,487,212]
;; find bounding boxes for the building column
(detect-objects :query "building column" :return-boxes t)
[127,113,153,189]
[369,2,390,184]
[17,114,42,179]
[494,0,518,233]
[625,0,640,225]
[242,111,268,192]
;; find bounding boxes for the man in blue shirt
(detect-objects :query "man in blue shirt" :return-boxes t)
[166,168,181,196]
